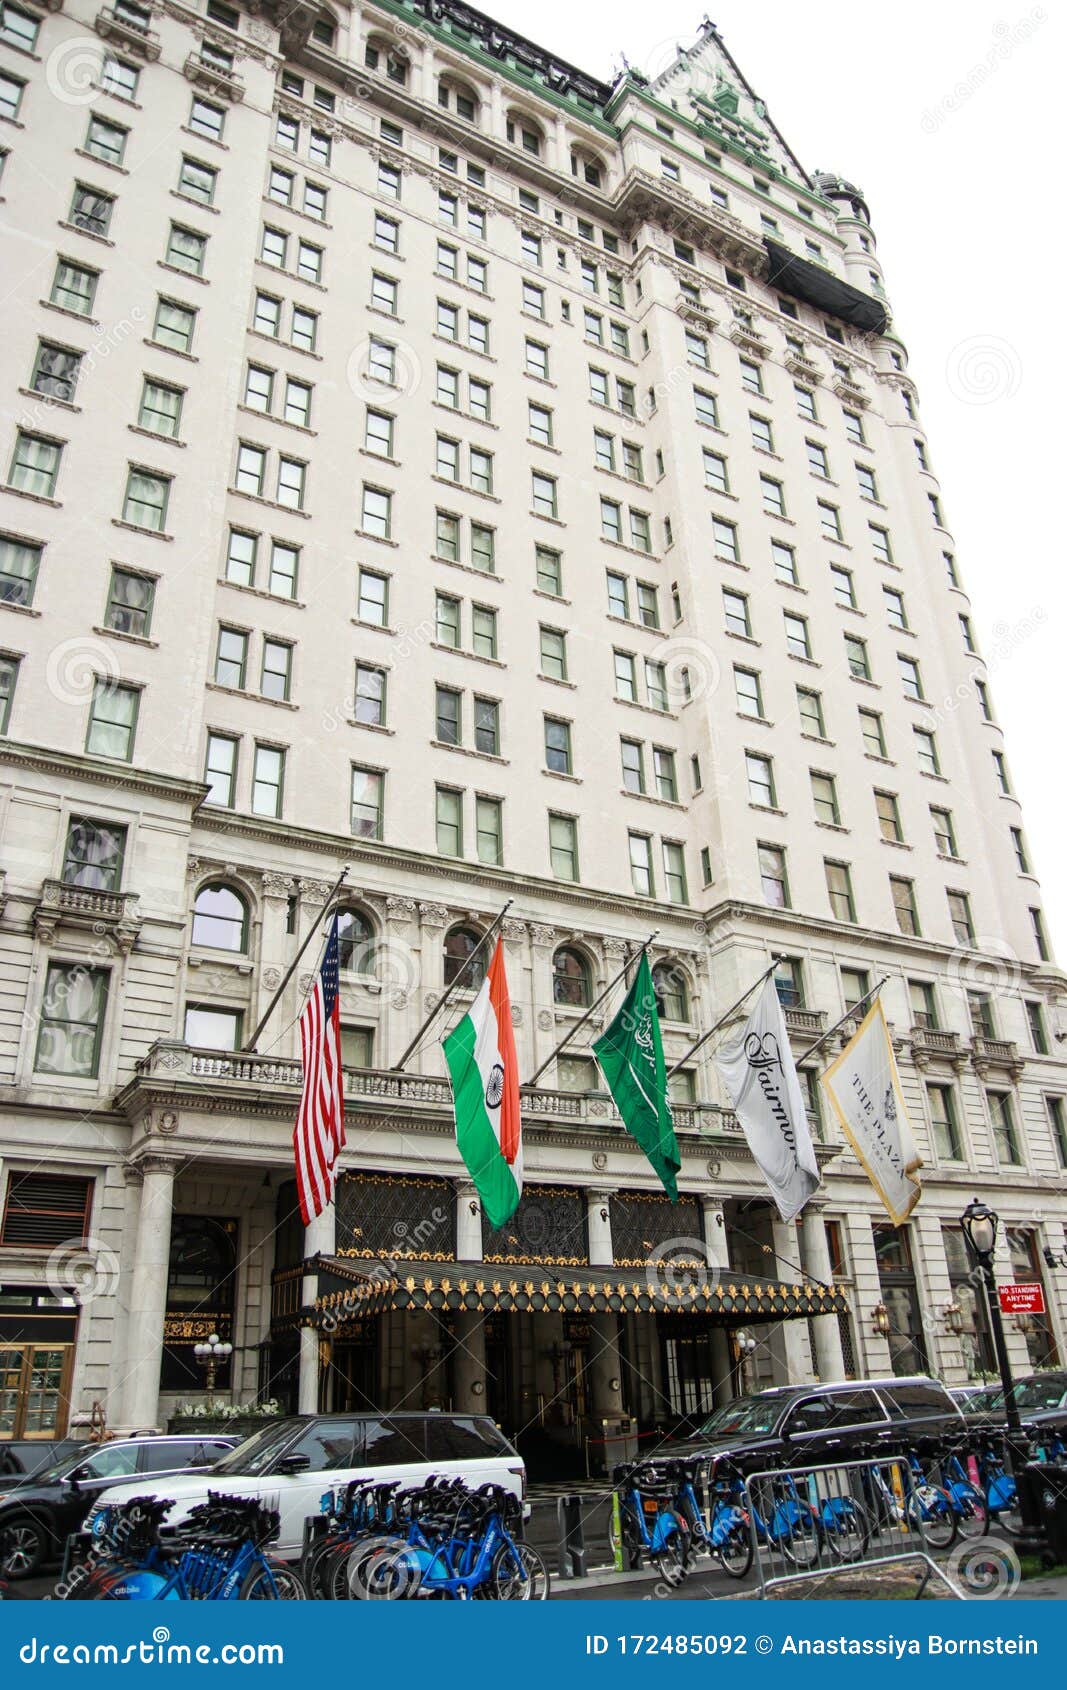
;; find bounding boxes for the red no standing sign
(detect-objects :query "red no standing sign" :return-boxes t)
[997,1282,1046,1315]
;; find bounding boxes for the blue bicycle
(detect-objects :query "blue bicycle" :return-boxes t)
[610,1462,691,1576]
[82,1494,306,1600]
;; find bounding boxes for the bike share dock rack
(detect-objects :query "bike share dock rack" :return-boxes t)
[746,1456,966,1600]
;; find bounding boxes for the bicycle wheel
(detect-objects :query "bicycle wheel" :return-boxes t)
[906,1484,958,1551]
[715,1510,753,1580]
[239,1557,306,1600]
[489,1541,550,1600]
[607,1507,642,1569]
[651,1523,689,1583]
[306,1536,348,1599]
[951,1483,990,1542]
[774,1500,822,1568]
[821,1496,870,1564]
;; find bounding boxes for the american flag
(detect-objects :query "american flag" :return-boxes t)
[293,916,346,1224]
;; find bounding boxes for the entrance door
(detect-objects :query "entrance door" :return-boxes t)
[0,1344,74,1438]
[330,1321,379,1411]
[659,1317,715,1421]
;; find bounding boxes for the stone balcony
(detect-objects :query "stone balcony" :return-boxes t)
[182,52,245,103]
[971,1035,1023,1078]
[33,879,141,952]
[728,320,772,359]
[783,1006,825,1039]
[908,1025,963,1068]
[128,1041,744,1143]
[832,372,868,408]
[784,349,823,384]
[94,7,161,60]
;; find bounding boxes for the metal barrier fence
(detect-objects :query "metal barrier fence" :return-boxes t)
[745,1455,965,1599]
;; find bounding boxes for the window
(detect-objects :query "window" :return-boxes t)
[189,98,225,142]
[795,385,817,422]
[818,501,843,541]
[297,241,322,284]
[760,475,786,517]
[224,529,255,586]
[628,832,654,896]
[214,625,247,689]
[914,728,940,775]
[269,540,298,599]
[539,627,567,682]
[629,510,651,553]
[909,980,937,1030]
[474,696,499,755]
[1048,1097,1067,1167]
[303,181,327,221]
[436,241,458,282]
[1031,906,1050,961]
[184,1005,241,1050]
[84,114,128,168]
[166,224,207,276]
[845,634,870,679]
[928,1086,961,1161]
[527,402,552,447]
[525,339,548,379]
[946,889,974,946]
[356,568,388,628]
[968,991,996,1042]
[771,539,798,587]
[62,819,126,892]
[435,685,461,746]
[987,1091,1020,1165]
[871,789,903,844]
[0,654,18,732]
[734,667,762,718]
[290,307,317,353]
[9,433,61,499]
[191,882,247,953]
[843,410,865,446]
[746,752,775,808]
[475,796,503,866]
[203,732,237,805]
[283,376,312,428]
[544,717,572,775]
[881,586,907,631]
[750,414,773,453]
[856,463,878,501]
[105,567,154,636]
[869,524,892,566]
[101,54,138,99]
[992,750,1010,794]
[620,737,644,794]
[693,387,719,429]
[548,813,578,881]
[784,612,811,659]
[251,744,284,817]
[1,4,39,50]
[1010,827,1030,873]
[85,679,138,760]
[685,332,710,370]
[976,680,993,721]
[831,566,856,609]
[261,639,291,702]
[811,771,840,826]
[68,182,116,239]
[377,161,401,200]
[34,965,109,1078]
[806,440,829,479]
[50,258,98,318]
[531,472,557,518]
[0,534,40,606]
[342,765,382,841]
[663,841,687,904]
[351,661,386,727]
[825,860,855,922]
[645,660,668,712]
[523,281,545,319]
[890,876,919,936]
[930,806,956,857]
[712,517,738,564]
[361,486,392,539]
[536,545,562,596]
[760,845,789,909]
[234,441,266,496]
[792,687,823,739]
[371,272,398,315]
[898,654,923,701]
[739,359,762,395]
[857,708,885,758]
[155,297,197,352]
[841,968,870,1014]
[252,289,282,338]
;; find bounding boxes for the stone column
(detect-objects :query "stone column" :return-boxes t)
[417,902,449,1076]
[527,924,557,1079]
[456,1181,483,1262]
[383,896,420,1070]
[588,1313,625,1417]
[298,1206,335,1414]
[800,1207,846,1382]
[586,1190,614,1268]
[451,1311,488,1413]
[700,1197,735,1403]
[770,1216,815,1387]
[123,1156,177,1430]
[257,872,295,1045]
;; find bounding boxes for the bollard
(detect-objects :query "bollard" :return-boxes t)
[556,1493,588,1579]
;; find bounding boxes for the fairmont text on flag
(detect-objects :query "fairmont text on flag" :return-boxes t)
[715,977,820,1222]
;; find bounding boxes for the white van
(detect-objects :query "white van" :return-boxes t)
[87,1413,526,1560]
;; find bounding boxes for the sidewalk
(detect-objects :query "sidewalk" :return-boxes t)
[548,1557,1067,1602]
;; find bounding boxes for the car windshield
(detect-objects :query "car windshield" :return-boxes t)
[1013,1376,1067,1410]
[692,1396,781,1438]
[22,1443,94,1484]
[961,1386,1005,1414]
[211,1422,296,1475]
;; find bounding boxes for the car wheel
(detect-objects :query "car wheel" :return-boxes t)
[0,1518,47,1578]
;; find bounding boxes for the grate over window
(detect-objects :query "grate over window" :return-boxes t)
[610,1190,702,1267]
[1,1173,92,1249]
[335,1172,455,1262]
[482,1183,588,1266]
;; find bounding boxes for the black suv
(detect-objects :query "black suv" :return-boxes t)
[0,1434,236,1576]
[668,1376,964,1473]
[959,1371,1067,1439]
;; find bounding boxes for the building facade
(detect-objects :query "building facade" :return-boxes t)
[1,0,1065,1463]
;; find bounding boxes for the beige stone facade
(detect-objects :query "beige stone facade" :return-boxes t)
[1,0,1064,1457]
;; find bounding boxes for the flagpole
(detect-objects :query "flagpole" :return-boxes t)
[390,899,513,1072]
[524,929,659,1088]
[665,956,786,1078]
[794,976,889,1068]
[241,867,348,1052]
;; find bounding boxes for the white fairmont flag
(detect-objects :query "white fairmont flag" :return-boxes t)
[715,978,821,1222]
[820,997,922,1225]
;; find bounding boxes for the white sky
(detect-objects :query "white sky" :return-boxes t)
[486,0,1067,953]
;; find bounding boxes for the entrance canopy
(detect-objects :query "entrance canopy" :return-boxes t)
[301,1254,848,1327]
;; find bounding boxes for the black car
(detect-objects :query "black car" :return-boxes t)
[0,1433,237,1577]
[958,1371,1067,1440]
[668,1376,965,1474]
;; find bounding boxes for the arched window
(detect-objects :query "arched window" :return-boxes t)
[336,907,376,975]
[438,76,479,124]
[365,33,408,85]
[191,883,248,952]
[553,946,591,1009]
[570,147,604,188]
[506,111,543,157]
[444,924,486,990]
[652,960,689,1023]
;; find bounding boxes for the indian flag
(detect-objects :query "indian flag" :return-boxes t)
[443,937,522,1228]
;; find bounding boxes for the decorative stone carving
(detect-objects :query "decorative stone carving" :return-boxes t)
[154,1050,185,1071]
[262,967,282,990]
[425,990,441,1012]
[262,873,293,900]
[301,880,333,905]
[157,1110,178,1137]
[299,972,314,993]
[510,1004,522,1026]
[419,902,449,929]
[592,1152,608,1172]
[386,896,417,925]
[588,1099,609,1117]
[391,990,408,1010]
[706,1160,722,1180]
[537,1010,553,1032]
[603,936,629,960]
[501,918,528,942]
[529,925,555,948]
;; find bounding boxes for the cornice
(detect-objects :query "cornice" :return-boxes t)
[0,740,210,807]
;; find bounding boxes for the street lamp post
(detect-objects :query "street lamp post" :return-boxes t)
[960,1197,1046,1555]
[193,1332,233,1412]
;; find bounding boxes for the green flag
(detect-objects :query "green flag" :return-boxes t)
[593,953,680,1201]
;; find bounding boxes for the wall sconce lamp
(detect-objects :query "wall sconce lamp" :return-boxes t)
[599,1206,609,1223]
[871,1300,891,1337]
[941,1298,965,1336]
[468,1200,480,1216]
